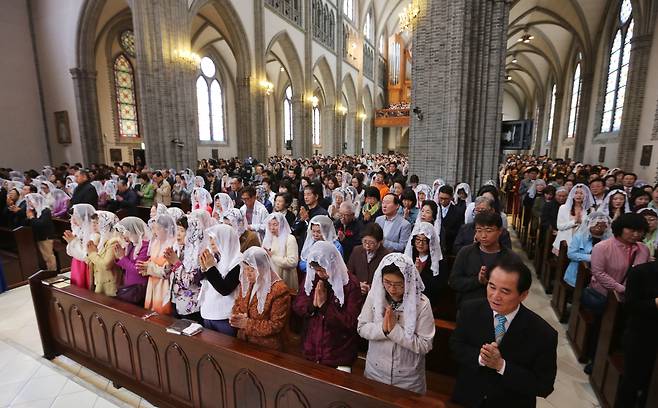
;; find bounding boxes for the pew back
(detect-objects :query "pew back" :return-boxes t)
[0,226,39,288]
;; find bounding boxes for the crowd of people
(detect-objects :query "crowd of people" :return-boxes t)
[13,152,647,406]
[500,155,658,408]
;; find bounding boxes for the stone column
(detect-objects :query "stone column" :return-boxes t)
[409,0,510,187]
[321,105,335,155]
[532,103,545,156]
[617,33,654,169]
[333,0,345,156]
[375,127,383,153]
[549,92,564,158]
[251,0,267,161]
[292,96,306,156]
[70,68,104,165]
[344,112,357,154]
[130,0,197,170]
[573,72,593,161]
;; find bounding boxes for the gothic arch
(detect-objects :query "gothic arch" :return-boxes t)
[341,73,357,113]
[265,31,305,99]
[312,56,336,108]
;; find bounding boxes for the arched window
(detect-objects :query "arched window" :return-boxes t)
[312,105,321,145]
[601,0,633,133]
[378,35,385,55]
[547,83,557,142]
[113,54,139,138]
[363,10,373,42]
[196,57,225,142]
[283,86,293,142]
[343,0,353,21]
[567,53,582,138]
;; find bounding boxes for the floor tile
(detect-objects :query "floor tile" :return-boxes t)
[51,390,98,408]
[11,374,67,404]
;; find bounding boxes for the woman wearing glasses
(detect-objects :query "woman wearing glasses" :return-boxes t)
[346,223,392,297]
[357,252,436,393]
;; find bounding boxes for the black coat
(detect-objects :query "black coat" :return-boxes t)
[22,208,55,241]
[453,222,512,255]
[70,181,98,209]
[450,299,558,408]
[440,204,465,255]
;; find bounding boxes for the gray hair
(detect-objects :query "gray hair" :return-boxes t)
[474,196,493,208]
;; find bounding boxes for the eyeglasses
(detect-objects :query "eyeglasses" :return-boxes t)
[414,238,429,244]
[383,279,404,289]
[361,239,378,246]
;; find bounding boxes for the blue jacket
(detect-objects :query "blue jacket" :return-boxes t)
[564,232,594,287]
[299,240,343,273]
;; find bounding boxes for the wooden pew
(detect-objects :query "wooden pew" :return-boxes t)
[427,319,458,378]
[590,293,625,408]
[52,218,72,271]
[28,270,452,408]
[0,226,40,289]
[540,233,560,294]
[524,214,539,258]
[567,262,593,363]
[550,241,570,322]
[533,226,552,280]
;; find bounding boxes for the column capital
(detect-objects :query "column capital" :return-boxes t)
[69,68,97,80]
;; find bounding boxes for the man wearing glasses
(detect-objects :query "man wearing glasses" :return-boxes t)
[346,223,392,296]
[335,201,362,262]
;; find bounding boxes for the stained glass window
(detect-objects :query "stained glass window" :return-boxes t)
[547,83,556,142]
[113,54,139,138]
[312,106,321,145]
[601,0,633,133]
[284,86,293,142]
[119,30,136,57]
[196,57,225,142]
[567,54,582,138]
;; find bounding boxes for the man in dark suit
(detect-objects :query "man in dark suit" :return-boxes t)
[451,255,557,407]
[69,169,98,209]
[437,185,465,255]
[346,222,391,297]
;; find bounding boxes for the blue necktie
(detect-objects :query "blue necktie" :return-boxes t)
[495,314,507,344]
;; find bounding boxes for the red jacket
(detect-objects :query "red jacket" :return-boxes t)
[292,273,362,367]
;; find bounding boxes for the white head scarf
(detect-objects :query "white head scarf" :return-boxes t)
[25,193,46,218]
[240,247,282,314]
[574,211,613,240]
[126,173,138,189]
[183,210,214,272]
[212,193,234,220]
[91,181,104,195]
[193,176,205,189]
[167,207,185,221]
[431,178,446,203]
[262,212,290,253]
[453,183,472,205]
[95,211,119,250]
[114,217,150,258]
[368,252,425,339]
[527,179,547,199]
[404,221,443,276]
[204,224,242,276]
[564,183,593,212]
[192,187,212,210]
[222,208,246,236]
[71,204,96,257]
[51,189,70,206]
[601,189,631,215]
[414,184,431,208]
[148,213,178,259]
[303,241,349,306]
[104,180,118,200]
[39,180,56,196]
[300,215,338,261]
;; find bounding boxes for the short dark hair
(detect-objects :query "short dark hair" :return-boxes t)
[364,186,381,201]
[526,167,539,174]
[118,176,128,186]
[611,213,648,236]
[474,211,502,228]
[400,188,417,207]
[28,185,38,193]
[383,193,400,205]
[361,222,384,242]
[176,216,188,230]
[420,200,438,222]
[410,174,419,184]
[304,182,323,199]
[275,192,292,206]
[589,177,604,186]
[624,172,637,180]
[490,255,532,293]
[154,171,163,178]
[439,185,454,196]
[241,186,256,198]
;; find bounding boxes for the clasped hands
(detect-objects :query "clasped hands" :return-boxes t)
[229,312,248,329]
[381,305,396,335]
[480,342,504,371]
[313,280,328,308]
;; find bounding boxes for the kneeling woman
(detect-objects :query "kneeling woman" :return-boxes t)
[357,253,435,394]
[229,247,291,350]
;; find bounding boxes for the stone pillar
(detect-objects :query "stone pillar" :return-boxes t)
[617,33,654,169]
[549,92,564,158]
[573,72,593,161]
[130,0,197,170]
[251,0,267,161]
[532,103,545,156]
[375,127,383,153]
[409,0,510,187]
[321,105,335,155]
[70,68,104,165]
[292,96,306,156]
[333,0,345,156]
[344,112,357,154]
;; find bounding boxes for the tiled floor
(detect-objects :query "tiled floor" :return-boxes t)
[0,230,600,408]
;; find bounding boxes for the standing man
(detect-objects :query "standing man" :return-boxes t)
[450,256,557,407]
[153,171,171,206]
[437,185,465,255]
[69,169,98,209]
[228,177,244,208]
[375,193,412,252]
[240,186,269,241]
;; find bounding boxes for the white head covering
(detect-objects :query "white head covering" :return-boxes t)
[126,173,138,189]
[182,174,193,194]
[574,211,613,240]
[564,183,593,212]
[204,224,242,276]
[183,210,214,272]
[404,221,443,276]
[114,217,150,258]
[527,179,547,199]
[104,180,118,200]
[601,189,631,215]
[71,204,96,254]
[453,183,472,205]
[368,252,425,339]
[51,188,70,204]
[193,176,205,189]
[331,189,347,207]
[95,211,119,250]
[431,178,446,203]
[148,213,178,259]
[25,193,46,218]
[303,240,349,306]
[300,215,338,261]
[192,187,212,210]
[167,207,185,221]
[39,180,56,196]
[240,247,282,314]
[222,208,246,236]
[91,181,104,195]
[262,212,291,253]
[212,193,234,220]
[414,184,431,208]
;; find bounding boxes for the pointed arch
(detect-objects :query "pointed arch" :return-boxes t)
[265,31,305,97]
[341,73,357,112]
[312,56,336,108]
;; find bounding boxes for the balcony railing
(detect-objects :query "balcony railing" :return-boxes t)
[374,108,410,127]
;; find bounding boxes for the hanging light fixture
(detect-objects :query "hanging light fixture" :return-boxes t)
[511,53,518,64]
[399,0,420,33]
[517,30,535,44]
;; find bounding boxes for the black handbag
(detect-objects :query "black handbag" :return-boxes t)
[116,283,147,305]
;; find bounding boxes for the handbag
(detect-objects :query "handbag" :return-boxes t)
[116,283,147,305]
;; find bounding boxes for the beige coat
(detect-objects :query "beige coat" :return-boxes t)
[154,180,171,206]
[269,234,299,291]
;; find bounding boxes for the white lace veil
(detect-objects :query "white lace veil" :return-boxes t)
[414,184,431,208]
[204,224,242,276]
[601,189,631,215]
[240,247,282,314]
[104,180,118,200]
[167,207,185,221]
[95,210,120,250]
[564,183,593,212]
[303,241,349,306]
[183,209,214,272]
[148,213,178,259]
[300,215,338,261]
[192,187,212,210]
[222,208,246,236]
[262,212,290,253]
[404,221,443,276]
[25,193,46,218]
[71,204,96,247]
[212,193,234,220]
[453,183,473,205]
[114,216,150,258]
[369,252,425,338]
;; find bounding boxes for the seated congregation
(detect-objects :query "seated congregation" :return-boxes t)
[13,153,658,407]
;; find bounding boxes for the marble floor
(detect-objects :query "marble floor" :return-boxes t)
[0,230,599,408]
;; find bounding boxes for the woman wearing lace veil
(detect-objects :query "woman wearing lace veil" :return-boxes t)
[262,212,299,291]
[140,213,177,314]
[114,217,150,305]
[553,183,593,253]
[229,246,291,350]
[299,215,343,274]
[357,252,435,393]
[404,221,443,307]
[63,204,96,289]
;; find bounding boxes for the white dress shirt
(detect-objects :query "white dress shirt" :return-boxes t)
[478,304,521,375]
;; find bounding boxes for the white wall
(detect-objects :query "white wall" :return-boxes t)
[502,92,521,121]
[0,0,48,170]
